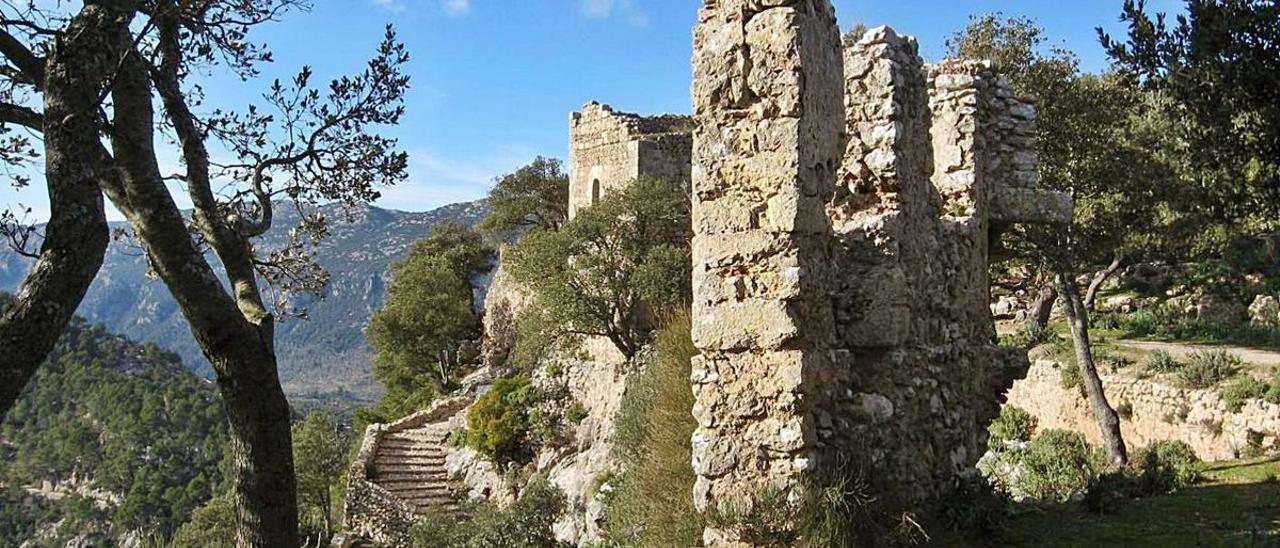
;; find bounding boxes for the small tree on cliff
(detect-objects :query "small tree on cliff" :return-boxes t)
[292,412,349,543]
[480,157,571,238]
[952,15,1173,465]
[0,3,411,544]
[366,222,492,421]
[505,177,690,362]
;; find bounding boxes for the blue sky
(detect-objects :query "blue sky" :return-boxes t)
[2,0,1185,219]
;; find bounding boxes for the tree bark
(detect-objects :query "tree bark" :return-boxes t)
[0,4,124,420]
[1083,255,1124,311]
[1030,284,1058,328]
[103,47,298,547]
[1056,273,1128,465]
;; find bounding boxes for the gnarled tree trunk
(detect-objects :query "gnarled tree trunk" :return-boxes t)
[1030,284,1058,328]
[1083,255,1124,311]
[1056,273,1128,465]
[0,4,125,420]
[103,45,298,547]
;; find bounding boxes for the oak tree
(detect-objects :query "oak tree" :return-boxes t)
[0,2,410,544]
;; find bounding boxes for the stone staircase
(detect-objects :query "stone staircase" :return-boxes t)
[369,423,458,515]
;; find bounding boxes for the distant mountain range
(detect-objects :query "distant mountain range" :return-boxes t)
[0,199,488,406]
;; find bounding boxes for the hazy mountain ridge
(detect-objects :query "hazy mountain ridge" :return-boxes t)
[0,199,488,405]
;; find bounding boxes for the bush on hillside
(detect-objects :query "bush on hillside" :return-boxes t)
[1017,430,1105,503]
[1177,349,1242,388]
[1142,350,1181,374]
[465,375,538,464]
[988,406,1037,447]
[1131,440,1202,495]
[412,477,566,548]
[1060,362,1083,391]
[1222,376,1268,412]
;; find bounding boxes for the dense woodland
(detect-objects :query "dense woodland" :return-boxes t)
[0,294,228,544]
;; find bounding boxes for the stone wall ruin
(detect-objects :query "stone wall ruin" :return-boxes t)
[689,1,1071,543]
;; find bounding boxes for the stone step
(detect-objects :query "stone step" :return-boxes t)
[375,448,445,458]
[374,473,449,484]
[373,443,445,450]
[375,455,444,465]
[384,432,448,442]
[382,438,446,447]
[378,481,451,493]
[374,466,447,476]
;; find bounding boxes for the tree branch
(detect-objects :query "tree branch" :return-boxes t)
[0,28,43,89]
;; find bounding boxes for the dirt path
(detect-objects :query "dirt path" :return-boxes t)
[1114,339,1280,368]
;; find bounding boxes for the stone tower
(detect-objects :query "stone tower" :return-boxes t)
[567,102,692,218]
[689,1,1071,544]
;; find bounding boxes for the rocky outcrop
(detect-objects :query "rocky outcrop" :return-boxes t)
[1007,360,1280,460]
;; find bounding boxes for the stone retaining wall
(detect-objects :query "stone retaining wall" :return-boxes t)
[1007,360,1280,460]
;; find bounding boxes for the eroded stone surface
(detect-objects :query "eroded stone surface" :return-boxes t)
[691,13,1070,543]
[690,5,842,544]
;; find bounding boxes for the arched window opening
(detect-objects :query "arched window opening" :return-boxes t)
[591,179,602,205]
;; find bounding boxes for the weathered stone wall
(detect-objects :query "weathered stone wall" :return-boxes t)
[568,102,692,219]
[689,0,843,540]
[689,10,1070,542]
[1008,360,1280,460]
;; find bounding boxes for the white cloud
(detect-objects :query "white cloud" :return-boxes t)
[580,0,614,18]
[371,0,405,13]
[579,0,647,26]
[442,0,471,16]
[374,146,543,212]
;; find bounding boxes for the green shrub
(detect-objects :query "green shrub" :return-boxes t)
[603,311,704,548]
[1264,369,1280,404]
[1142,350,1181,374]
[465,375,538,464]
[171,496,236,548]
[707,459,926,548]
[1177,350,1242,389]
[1017,430,1105,503]
[932,476,1012,542]
[988,406,1037,447]
[413,477,567,548]
[1222,376,1268,412]
[565,401,588,424]
[1116,401,1134,420]
[1081,471,1133,515]
[1060,362,1083,391]
[1130,440,1203,495]
[1020,322,1057,347]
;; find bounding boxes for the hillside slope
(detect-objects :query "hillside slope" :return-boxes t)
[0,200,487,404]
[0,296,228,545]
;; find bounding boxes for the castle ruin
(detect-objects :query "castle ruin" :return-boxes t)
[568,102,692,219]
[342,3,1073,545]
[689,1,1070,544]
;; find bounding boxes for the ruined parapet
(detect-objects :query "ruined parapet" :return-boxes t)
[821,28,1038,505]
[568,102,692,219]
[691,14,1072,541]
[929,60,1071,227]
[689,0,842,542]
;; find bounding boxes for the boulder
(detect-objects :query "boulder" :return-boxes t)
[1195,294,1246,325]
[1249,294,1280,327]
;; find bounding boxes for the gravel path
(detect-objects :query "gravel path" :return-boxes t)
[1114,339,1280,367]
